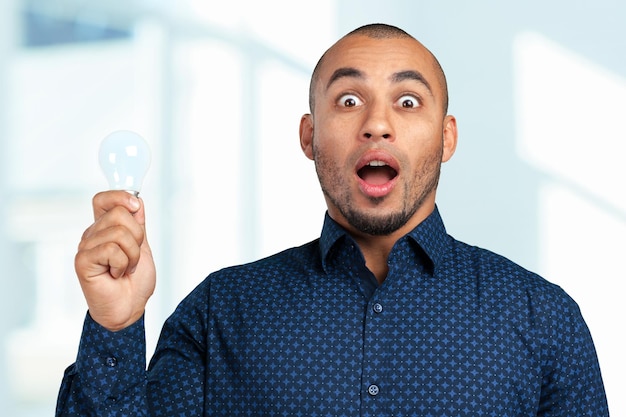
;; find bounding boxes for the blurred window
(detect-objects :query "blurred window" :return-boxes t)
[22,8,131,47]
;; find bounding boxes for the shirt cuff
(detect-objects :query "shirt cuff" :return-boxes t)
[74,312,147,398]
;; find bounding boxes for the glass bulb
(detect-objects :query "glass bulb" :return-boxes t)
[98,130,151,196]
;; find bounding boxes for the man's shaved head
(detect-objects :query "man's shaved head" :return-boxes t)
[308,23,449,115]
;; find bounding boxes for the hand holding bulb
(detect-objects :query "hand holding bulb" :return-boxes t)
[74,130,156,332]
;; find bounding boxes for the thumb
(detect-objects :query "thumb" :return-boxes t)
[132,197,147,226]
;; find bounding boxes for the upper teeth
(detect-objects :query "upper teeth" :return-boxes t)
[367,160,387,167]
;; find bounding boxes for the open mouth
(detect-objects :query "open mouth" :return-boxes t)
[357,160,398,185]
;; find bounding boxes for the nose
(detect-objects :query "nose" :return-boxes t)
[360,101,394,141]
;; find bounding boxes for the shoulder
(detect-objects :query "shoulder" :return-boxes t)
[443,237,594,354]
[217,238,321,280]
[165,239,322,321]
[188,238,322,296]
[445,237,581,316]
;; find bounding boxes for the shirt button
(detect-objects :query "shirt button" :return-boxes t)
[105,357,118,367]
[373,303,383,313]
[368,384,380,396]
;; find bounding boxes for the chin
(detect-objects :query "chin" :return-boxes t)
[344,208,411,236]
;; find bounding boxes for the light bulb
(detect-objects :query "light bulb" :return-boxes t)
[98,130,151,196]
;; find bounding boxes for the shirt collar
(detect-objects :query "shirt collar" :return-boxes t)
[404,206,448,273]
[319,213,350,272]
[319,206,449,274]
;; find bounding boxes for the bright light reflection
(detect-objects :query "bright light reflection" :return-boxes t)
[515,32,626,212]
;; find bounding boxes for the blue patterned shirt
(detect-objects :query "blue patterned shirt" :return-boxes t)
[56,208,609,416]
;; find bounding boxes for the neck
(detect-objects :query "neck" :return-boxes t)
[352,234,396,283]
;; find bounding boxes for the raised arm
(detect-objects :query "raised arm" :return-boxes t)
[56,190,157,416]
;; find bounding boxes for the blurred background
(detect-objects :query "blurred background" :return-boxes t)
[1,0,624,415]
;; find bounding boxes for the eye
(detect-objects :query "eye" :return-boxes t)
[338,94,362,108]
[397,94,420,109]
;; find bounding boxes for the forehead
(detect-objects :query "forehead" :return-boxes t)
[318,35,439,90]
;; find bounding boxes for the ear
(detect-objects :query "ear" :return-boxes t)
[441,115,458,163]
[299,114,315,160]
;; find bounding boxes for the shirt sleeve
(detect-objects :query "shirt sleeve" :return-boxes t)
[56,281,209,417]
[537,288,610,416]
[55,313,148,417]
[145,284,208,416]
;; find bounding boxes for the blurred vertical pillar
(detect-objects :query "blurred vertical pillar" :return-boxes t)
[131,16,173,346]
[0,0,19,413]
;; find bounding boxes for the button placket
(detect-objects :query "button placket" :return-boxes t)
[363,299,384,404]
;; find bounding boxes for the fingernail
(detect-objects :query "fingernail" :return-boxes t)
[129,196,140,211]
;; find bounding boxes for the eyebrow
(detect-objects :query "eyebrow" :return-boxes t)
[326,67,364,90]
[391,70,433,95]
[325,67,433,96]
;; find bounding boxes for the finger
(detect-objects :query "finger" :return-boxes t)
[80,227,142,278]
[76,241,133,279]
[83,205,145,245]
[92,191,142,220]
[78,217,143,280]
[104,241,134,278]
[79,224,142,262]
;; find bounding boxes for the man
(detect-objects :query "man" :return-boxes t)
[57,23,609,416]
